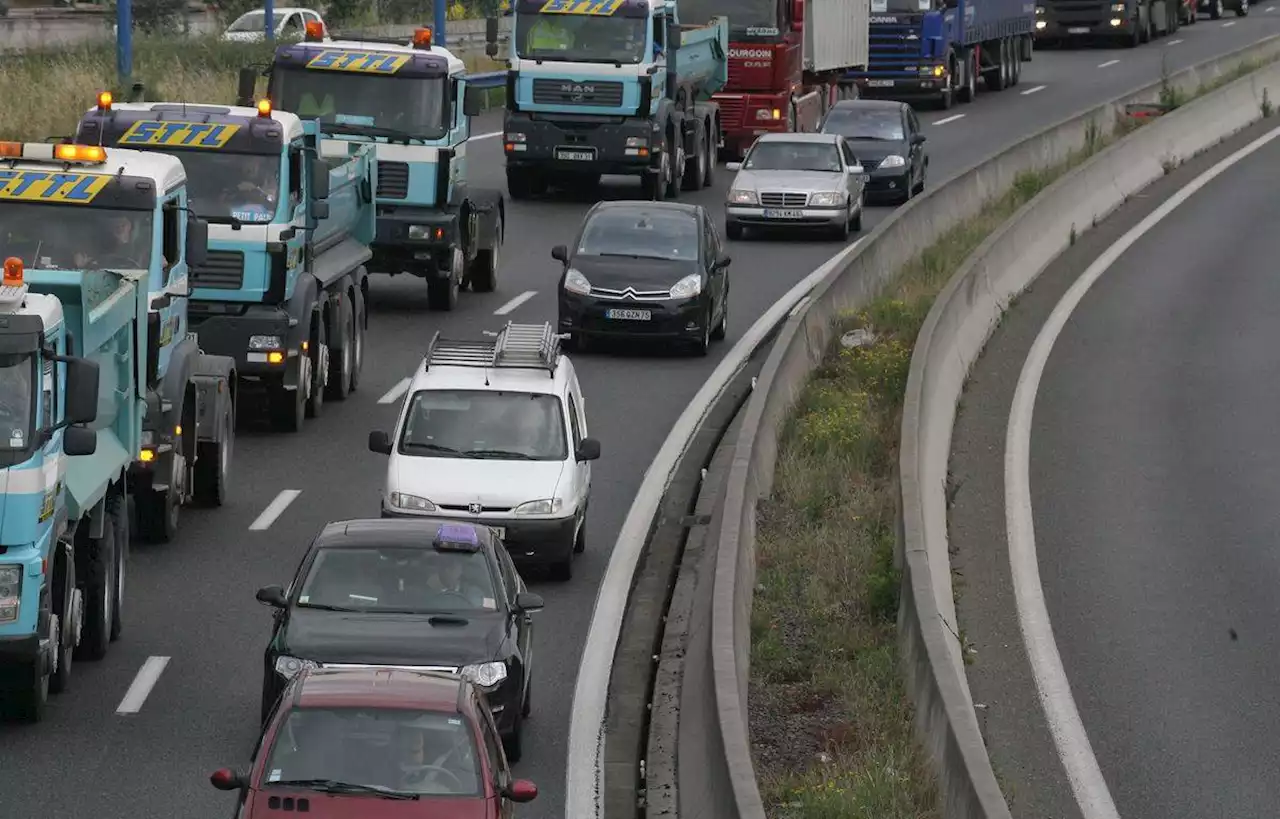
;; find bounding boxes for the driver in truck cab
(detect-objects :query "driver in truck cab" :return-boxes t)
[73,213,159,270]
[221,155,279,222]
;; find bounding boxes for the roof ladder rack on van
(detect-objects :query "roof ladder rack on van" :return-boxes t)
[424,322,564,377]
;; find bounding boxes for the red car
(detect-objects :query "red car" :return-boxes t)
[210,666,538,818]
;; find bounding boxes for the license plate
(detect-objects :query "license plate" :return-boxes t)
[1068,26,1089,32]
[556,149,594,161]
[866,79,894,87]
[605,308,652,321]
[762,208,804,219]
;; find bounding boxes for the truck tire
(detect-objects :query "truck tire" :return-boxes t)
[1236,0,1248,15]
[111,492,128,641]
[703,119,717,188]
[665,122,684,199]
[77,504,117,662]
[137,455,180,543]
[269,382,305,432]
[642,147,669,200]
[9,661,49,722]
[49,549,76,693]
[427,249,463,311]
[326,291,354,401]
[194,403,232,506]
[349,285,366,393]
[987,41,1008,92]
[305,317,326,419]
[1208,0,1222,17]
[468,213,502,293]
[682,119,707,192]
[938,63,955,109]
[958,50,977,103]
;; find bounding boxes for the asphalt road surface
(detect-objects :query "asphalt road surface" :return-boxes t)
[3,14,1280,818]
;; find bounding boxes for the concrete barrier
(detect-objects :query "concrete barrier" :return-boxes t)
[672,34,1280,819]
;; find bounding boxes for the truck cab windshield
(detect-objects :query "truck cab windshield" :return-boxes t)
[516,13,648,63]
[274,69,449,140]
[145,151,280,223]
[678,0,778,33]
[0,204,154,271]
[0,353,34,452]
[874,0,934,12]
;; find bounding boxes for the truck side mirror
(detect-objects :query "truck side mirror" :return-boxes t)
[186,215,208,268]
[311,157,331,200]
[63,357,100,425]
[310,200,330,220]
[485,16,499,57]
[236,68,259,108]
[62,425,97,457]
[463,85,486,117]
[666,26,682,50]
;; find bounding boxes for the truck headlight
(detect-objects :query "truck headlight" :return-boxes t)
[754,108,781,121]
[505,132,526,142]
[809,192,843,207]
[564,268,592,296]
[668,274,702,299]
[514,498,562,516]
[389,492,437,512]
[0,565,21,623]
[274,655,317,679]
[1110,3,1124,10]
[249,335,283,350]
[408,225,443,240]
[727,189,757,205]
[460,661,507,689]
[624,136,648,147]
[879,154,906,169]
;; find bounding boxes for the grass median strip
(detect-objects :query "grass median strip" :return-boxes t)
[747,56,1280,819]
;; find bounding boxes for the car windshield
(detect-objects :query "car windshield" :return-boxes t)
[515,12,648,63]
[743,141,843,173]
[577,208,699,261]
[297,546,500,613]
[143,151,280,222]
[400,390,568,461]
[273,68,449,140]
[0,203,153,271]
[0,354,34,451]
[228,10,289,31]
[264,706,483,797]
[822,107,905,141]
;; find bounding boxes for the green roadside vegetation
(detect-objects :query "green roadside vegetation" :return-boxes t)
[747,52,1280,819]
[0,36,506,142]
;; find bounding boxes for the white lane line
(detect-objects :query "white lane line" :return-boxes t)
[565,236,868,818]
[116,656,171,714]
[249,490,302,531]
[494,290,537,315]
[1006,121,1280,819]
[1167,38,1184,44]
[1222,19,1236,25]
[1021,84,1047,95]
[1097,59,1120,68]
[474,131,502,140]
[378,377,411,405]
[933,113,966,126]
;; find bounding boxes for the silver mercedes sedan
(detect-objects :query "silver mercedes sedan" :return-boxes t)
[723,131,867,241]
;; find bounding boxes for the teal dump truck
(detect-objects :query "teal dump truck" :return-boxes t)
[0,141,233,720]
[76,95,376,434]
[504,0,729,199]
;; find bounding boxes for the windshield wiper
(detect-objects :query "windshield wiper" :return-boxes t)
[203,215,244,230]
[294,602,361,612]
[595,252,672,261]
[322,122,418,144]
[268,779,419,799]
[463,449,536,460]
[428,614,471,625]
[402,442,462,456]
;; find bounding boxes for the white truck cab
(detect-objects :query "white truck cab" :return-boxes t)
[369,323,601,581]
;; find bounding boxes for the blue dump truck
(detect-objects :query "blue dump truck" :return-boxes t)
[503,0,728,200]
[76,95,375,434]
[256,24,505,312]
[847,0,1035,109]
[0,141,233,720]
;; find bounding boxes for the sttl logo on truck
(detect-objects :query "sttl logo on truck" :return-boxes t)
[729,48,772,59]
[539,0,625,15]
[0,170,110,204]
[306,50,411,74]
[118,120,242,149]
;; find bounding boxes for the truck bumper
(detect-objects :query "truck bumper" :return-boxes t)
[503,113,655,177]
[1034,18,1136,38]
[0,633,50,683]
[371,208,460,278]
[851,76,948,99]
[189,303,302,383]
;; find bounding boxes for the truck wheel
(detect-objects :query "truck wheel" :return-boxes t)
[305,318,326,419]
[76,508,116,662]
[349,286,366,393]
[427,249,463,311]
[111,492,127,641]
[938,66,955,109]
[987,41,1007,92]
[682,120,707,192]
[506,168,533,200]
[665,126,685,198]
[137,456,180,543]
[269,382,305,433]
[958,51,977,103]
[194,405,232,506]
[9,662,49,722]
[49,555,76,692]
[468,214,502,293]
[326,293,354,401]
[1209,0,1222,17]
[642,150,669,200]
[1236,0,1248,15]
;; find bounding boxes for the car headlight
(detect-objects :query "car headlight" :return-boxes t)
[0,564,21,623]
[727,189,757,205]
[564,268,592,296]
[668,274,702,299]
[389,492,436,512]
[460,661,507,689]
[808,191,844,207]
[879,154,906,169]
[514,498,563,516]
[274,655,317,679]
[249,335,283,350]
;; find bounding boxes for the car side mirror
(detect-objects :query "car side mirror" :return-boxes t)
[575,437,601,461]
[368,430,392,454]
[463,84,486,117]
[62,425,97,457]
[311,157,331,199]
[186,215,209,268]
[63,357,100,425]
[551,244,568,264]
[255,584,288,609]
[849,164,865,175]
[514,591,544,612]
[504,779,538,803]
[725,161,742,171]
[236,67,259,107]
[912,133,927,145]
[210,767,248,791]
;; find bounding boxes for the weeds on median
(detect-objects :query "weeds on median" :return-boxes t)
[0,36,507,142]
[748,47,1280,819]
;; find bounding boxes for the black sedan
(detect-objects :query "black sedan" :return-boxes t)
[254,517,543,761]
[554,200,731,356]
[819,99,928,205]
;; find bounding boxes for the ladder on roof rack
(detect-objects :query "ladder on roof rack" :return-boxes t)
[424,322,565,377]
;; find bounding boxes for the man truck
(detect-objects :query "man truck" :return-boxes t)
[669,0,868,160]
[254,22,505,312]
[0,141,234,720]
[502,0,729,199]
[845,0,1035,109]
[77,94,375,434]
[1034,0,1178,48]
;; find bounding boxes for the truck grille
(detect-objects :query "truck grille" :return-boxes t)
[377,161,410,200]
[759,192,809,208]
[716,97,745,129]
[531,78,625,107]
[191,250,244,290]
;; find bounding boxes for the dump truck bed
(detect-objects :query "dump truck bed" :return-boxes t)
[312,136,378,253]
[677,16,730,98]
